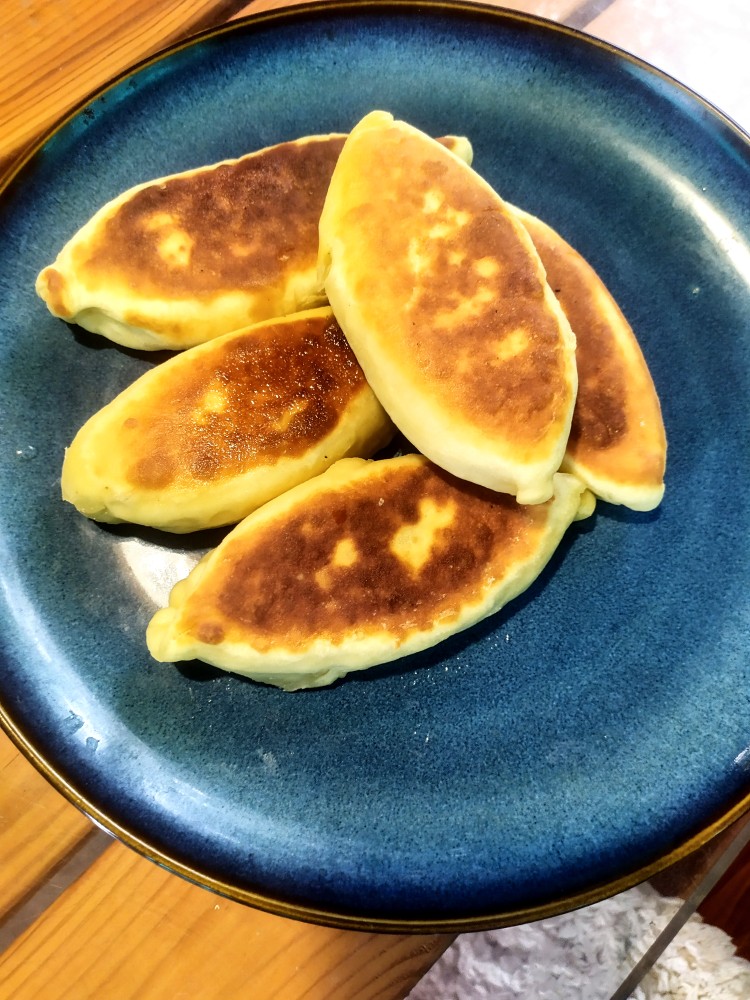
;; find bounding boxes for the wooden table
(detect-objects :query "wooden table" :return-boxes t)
[1,2,749,997]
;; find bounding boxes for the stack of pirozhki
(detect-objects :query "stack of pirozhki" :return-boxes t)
[37,110,666,690]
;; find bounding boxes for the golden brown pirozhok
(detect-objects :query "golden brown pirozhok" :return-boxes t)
[61,308,393,532]
[36,133,472,351]
[319,111,578,505]
[146,456,591,690]
[513,206,666,511]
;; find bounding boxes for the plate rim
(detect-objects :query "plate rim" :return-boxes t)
[4,704,750,932]
[3,0,750,196]
[2,0,750,932]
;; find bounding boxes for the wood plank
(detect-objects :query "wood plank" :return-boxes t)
[0,0,596,177]
[0,733,93,919]
[0,840,454,999]
[0,0,248,172]
[230,0,585,21]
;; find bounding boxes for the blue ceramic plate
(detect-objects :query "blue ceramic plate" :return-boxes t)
[2,1,750,931]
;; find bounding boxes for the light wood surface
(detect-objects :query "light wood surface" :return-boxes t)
[0,0,589,178]
[0,734,93,918]
[0,1,254,175]
[0,729,454,1000]
[0,772,453,999]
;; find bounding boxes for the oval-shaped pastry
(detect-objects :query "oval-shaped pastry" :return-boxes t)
[513,206,667,511]
[318,111,578,505]
[61,308,394,532]
[146,456,591,690]
[36,133,472,351]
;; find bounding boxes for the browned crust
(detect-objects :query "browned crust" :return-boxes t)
[119,313,367,490]
[60,134,467,307]
[179,460,553,651]
[71,136,347,299]
[523,213,666,489]
[36,266,70,315]
[325,125,575,459]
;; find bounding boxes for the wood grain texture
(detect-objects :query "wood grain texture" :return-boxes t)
[0,0,589,176]
[0,838,454,1000]
[0,734,93,919]
[0,0,250,174]
[230,0,584,19]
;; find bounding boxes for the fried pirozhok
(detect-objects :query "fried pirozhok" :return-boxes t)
[146,455,591,690]
[45,108,666,691]
[36,133,472,351]
[319,111,578,505]
[61,308,393,533]
[513,207,666,510]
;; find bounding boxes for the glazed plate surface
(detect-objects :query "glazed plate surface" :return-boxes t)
[2,1,750,930]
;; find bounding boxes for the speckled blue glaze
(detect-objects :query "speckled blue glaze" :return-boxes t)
[2,2,750,927]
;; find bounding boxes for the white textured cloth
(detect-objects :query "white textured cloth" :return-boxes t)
[408,884,750,999]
